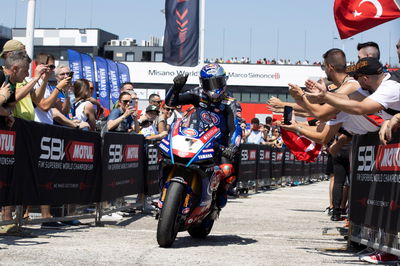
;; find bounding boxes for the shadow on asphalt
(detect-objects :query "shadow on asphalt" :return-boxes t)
[172,234,257,248]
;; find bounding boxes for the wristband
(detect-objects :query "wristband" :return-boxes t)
[301,92,306,97]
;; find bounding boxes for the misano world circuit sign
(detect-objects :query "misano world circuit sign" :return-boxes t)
[124,62,325,87]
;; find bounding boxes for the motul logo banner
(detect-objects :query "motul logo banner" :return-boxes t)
[163,0,199,66]
[376,143,400,171]
[0,130,15,155]
[67,141,94,163]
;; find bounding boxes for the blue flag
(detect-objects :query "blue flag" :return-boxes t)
[94,56,110,110]
[117,62,131,84]
[81,53,96,97]
[106,59,120,105]
[67,49,83,81]
[163,0,199,66]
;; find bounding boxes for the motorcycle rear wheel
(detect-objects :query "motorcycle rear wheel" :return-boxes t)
[188,214,215,238]
[157,182,185,247]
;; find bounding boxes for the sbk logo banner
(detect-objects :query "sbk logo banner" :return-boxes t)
[0,127,16,206]
[237,144,259,186]
[256,145,272,186]
[101,132,144,201]
[145,144,162,196]
[351,131,400,238]
[12,119,102,205]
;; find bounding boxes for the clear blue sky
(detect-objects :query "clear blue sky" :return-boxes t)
[1,0,399,65]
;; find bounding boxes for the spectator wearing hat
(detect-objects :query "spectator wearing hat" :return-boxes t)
[139,105,167,141]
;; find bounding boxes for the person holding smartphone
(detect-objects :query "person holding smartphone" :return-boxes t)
[107,91,139,132]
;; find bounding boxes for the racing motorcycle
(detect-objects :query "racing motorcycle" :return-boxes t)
[156,107,226,247]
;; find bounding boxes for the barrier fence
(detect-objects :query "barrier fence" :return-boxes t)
[350,132,400,256]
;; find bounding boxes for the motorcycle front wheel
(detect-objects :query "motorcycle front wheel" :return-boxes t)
[156,181,185,247]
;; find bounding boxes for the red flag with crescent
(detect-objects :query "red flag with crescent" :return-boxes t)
[280,128,322,163]
[334,0,400,39]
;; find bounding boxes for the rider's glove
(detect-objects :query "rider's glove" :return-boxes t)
[172,74,189,92]
[222,145,238,161]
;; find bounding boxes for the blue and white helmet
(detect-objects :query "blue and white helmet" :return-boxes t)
[199,63,228,101]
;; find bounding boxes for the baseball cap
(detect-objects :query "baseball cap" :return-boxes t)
[346,57,383,76]
[0,40,25,57]
[146,105,160,113]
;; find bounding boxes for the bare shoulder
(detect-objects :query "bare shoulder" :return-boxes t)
[337,79,360,95]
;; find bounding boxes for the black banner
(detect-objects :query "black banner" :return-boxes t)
[163,0,199,66]
[257,145,271,187]
[145,144,161,196]
[237,144,258,187]
[282,148,295,177]
[270,148,283,184]
[351,132,400,234]
[101,132,145,201]
[11,119,102,205]
[0,124,16,206]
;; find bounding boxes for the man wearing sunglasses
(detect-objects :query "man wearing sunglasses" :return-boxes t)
[166,63,242,210]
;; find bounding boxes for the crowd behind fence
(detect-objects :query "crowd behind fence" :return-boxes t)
[1,118,400,257]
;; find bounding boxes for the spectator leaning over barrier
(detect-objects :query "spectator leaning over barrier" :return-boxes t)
[107,91,139,132]
[73,79,96,131]
[244,117,264,144]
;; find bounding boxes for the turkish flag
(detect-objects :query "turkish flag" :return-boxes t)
[334,0,400,39]
[280,128,322,163]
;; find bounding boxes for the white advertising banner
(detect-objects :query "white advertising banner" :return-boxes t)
[125,62,326,87]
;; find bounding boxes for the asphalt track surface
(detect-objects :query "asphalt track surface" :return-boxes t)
[0,181,367,265]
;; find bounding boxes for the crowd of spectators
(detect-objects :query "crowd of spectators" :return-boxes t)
[0,39,187,232]
[205,56,398,69]
[267,39,400,264]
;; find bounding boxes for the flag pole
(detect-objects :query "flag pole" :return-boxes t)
[199,0,205,66]
[26,0,36,66]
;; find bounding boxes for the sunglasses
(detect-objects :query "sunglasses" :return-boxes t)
[152,100,162,103]
[121,100,132,104]
[48,64,56,70]
[396,44,400,49]
[320,64,326,71]
[164,108,174,112]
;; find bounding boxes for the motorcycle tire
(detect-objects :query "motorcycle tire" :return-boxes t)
[188,214,215,238]
[156,181,185,247]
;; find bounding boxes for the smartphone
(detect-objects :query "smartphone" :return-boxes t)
[129,100,136,108]
[283,106,293,125]
[3,75,9,86]
[68,71,74,78]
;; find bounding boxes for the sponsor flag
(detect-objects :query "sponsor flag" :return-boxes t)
[81,53,96,97]
[94,56,110,110]
[106,59,121,105]
[163,0,199,66]
[280,128,322,163]
[116,62,131,84]
[334,0,400,39]
[67,49,83,81]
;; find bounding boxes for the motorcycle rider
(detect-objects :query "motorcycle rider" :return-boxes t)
[165,63,242,210]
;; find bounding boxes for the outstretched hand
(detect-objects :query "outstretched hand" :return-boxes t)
[267,96,283,108]
[304,79,327,104]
